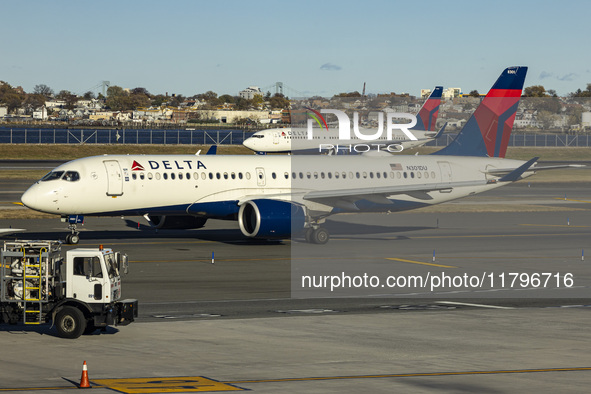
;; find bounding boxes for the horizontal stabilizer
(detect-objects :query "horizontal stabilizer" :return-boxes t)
[498,157,538,182]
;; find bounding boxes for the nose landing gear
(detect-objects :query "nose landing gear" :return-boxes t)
[62,215,83,244]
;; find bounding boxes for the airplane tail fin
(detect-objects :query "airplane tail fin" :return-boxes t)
[413,86,442,131]
[433,66,527,158]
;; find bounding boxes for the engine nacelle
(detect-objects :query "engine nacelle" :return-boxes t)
[147,215,207,229]
[238,199,306,239]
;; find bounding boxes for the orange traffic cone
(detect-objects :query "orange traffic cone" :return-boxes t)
[79,361,90,389]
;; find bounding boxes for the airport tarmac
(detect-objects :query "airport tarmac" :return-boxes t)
[0,177,590,392]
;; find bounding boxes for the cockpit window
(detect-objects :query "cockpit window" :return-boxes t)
[63,171,80,182]
[250,134,264,138]
[41,171,64,182]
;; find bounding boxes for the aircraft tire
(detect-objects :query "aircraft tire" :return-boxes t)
[311,228,329,244]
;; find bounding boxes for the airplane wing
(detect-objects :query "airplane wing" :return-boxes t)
[303,179,490,210]
[487,164,585,176]
[0,228,26,236]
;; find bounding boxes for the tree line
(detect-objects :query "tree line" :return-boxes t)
[0,81,291,114]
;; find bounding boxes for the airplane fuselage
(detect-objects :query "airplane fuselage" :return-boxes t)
[243,127,437,153]
[21,154,530,219]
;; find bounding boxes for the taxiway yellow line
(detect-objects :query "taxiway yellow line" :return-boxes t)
[385,257,456,268]
[555,198,591,203]
[519,224,590,228]
[224,367,591,384]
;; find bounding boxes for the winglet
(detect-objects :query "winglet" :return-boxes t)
[206,146,217,155]
[499,157,538,182]
[433,122,447,139]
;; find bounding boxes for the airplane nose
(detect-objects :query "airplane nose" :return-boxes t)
[21,187,37,209]
[243,138,255,150]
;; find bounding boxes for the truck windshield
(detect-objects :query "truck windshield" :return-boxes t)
[104,253,119,279]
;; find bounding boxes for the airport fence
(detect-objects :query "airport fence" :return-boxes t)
[424,133,591,147]
[1,127,590,147]
[0,128,248,145]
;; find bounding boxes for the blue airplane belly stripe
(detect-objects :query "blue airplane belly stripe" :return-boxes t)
[83,201,240,217]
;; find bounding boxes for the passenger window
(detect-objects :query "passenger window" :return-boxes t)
[231,172,236,179]
[132,173,137,180]
[155,172,161,180]
[246,172,251,180]
[170,173,175,180]
[140,173,145,180]
[163,173,169,180]
[148,172,153,180]
[209,173,213,179]
[216,173,221,179]
[284,172,289,179]
[187,172,191,180]
[239,173,243,179]
[272,172,276,179]
[321,172,325,179]
[178,173,183,180]
[224,172,228,179]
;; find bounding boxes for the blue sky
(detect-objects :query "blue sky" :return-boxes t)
[1,0,589,97]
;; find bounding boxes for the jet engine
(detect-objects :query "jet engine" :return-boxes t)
[238,199,306,239]
[146,215,207,229]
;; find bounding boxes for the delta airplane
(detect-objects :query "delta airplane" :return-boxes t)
[243,87,444,154]
[21,67,571,244]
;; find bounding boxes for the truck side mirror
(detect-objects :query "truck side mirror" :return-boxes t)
[122,254,129,274]
[115,252,129,274]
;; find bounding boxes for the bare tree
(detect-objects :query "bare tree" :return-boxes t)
[33,84,54,98]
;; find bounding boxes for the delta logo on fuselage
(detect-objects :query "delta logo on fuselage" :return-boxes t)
[131,159,207,171]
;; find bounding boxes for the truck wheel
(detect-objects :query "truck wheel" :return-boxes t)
[55,307,86,339]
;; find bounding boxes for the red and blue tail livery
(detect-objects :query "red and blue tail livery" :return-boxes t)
[434,66,527,158]
[413,86,442,132]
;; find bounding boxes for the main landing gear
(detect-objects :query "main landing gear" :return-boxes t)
[304,227,330,244]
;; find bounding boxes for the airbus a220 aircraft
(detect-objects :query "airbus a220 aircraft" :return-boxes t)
[243,86,444,153]
[22,67,564,244]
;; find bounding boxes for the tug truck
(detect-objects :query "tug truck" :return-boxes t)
[0,240,138,339]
